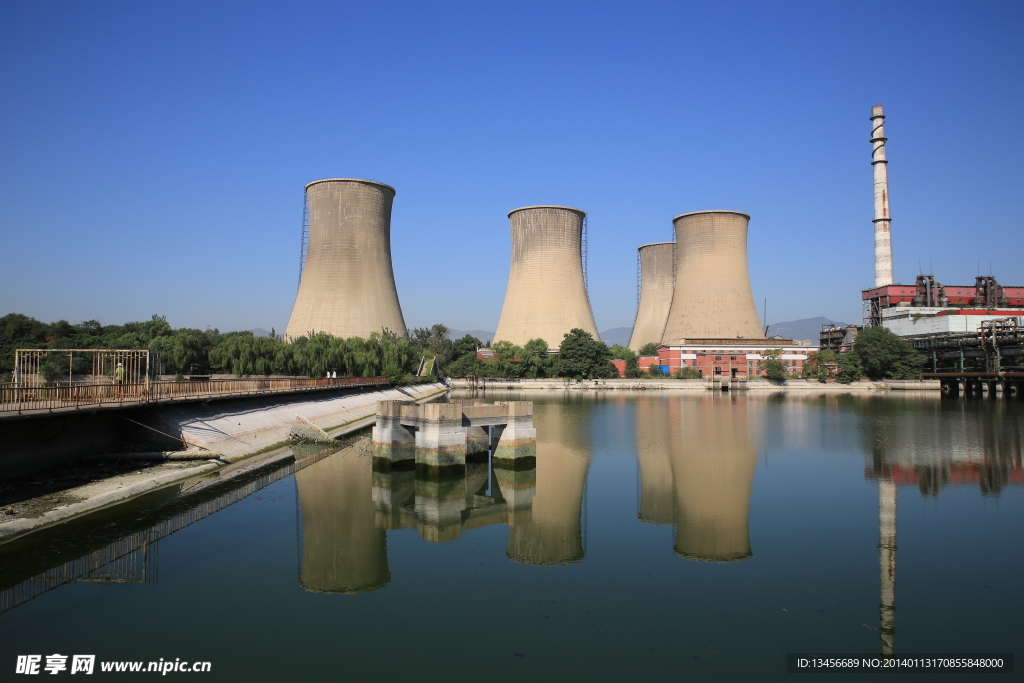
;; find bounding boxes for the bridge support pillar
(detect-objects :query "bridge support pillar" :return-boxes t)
[493,401,537,466]
[414,403,467,468]
[372,401,418,465]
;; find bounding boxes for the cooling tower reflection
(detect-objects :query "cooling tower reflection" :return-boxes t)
[636,395,759,562]
[295,449,391,594]
[506,401,593,565]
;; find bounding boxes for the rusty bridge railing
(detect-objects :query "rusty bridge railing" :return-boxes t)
[0,376,390,416]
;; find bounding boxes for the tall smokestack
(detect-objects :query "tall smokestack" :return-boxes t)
[871,106,894,287]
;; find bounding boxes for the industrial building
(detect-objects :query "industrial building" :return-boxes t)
[628,242,675,351]
[285,178,407,341]
[493,206,600,348]
[660,211,764,343]
[639,339,817,379]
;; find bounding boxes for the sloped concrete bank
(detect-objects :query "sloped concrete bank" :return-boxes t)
[0,382,447,545]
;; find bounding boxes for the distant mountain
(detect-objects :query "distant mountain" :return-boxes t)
[767,317,850,341]
[249,327,273,338]
[600,327,633,347]
[447,329,495,345]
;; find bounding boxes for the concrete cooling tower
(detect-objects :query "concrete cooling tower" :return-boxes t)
[295,449,390,593]
[661,211,763,341]
[628,242,676,351]
[285,178,407,340]
[493,206,600,348]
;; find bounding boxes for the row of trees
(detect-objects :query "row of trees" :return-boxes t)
[802,327,927,383]
[2,313,929,383]
[0,313,421,380]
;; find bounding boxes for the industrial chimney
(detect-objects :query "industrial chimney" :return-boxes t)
[871,106,894,287]
[493,206,600,348]
[285,179,407,340]
[661,211,763,341]
[628,241,676,351]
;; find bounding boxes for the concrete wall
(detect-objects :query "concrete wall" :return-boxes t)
[285,178,407,340]
[662,211,763,341]
[629,242,675,351]
[494,206,600,348]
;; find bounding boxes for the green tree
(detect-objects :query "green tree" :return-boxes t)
[608,344,640,377]
[637,342,661,357]
[760,349,787,382]
[801,349,837,382]
[835,352,863,384]
[557,329,613,379]
[520,338,553,378]
[853,326,927,379]
[411,324,453,366]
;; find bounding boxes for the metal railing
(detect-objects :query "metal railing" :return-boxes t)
[0,376,390,415]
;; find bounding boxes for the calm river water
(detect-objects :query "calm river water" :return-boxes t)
[1,391,1021,681]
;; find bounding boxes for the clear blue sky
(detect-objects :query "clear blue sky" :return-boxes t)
[1,0,1021,335]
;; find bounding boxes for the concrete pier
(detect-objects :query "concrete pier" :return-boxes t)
[371,399,536,469]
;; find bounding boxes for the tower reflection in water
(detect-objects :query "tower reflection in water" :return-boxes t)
[861,396,1024,655]
[294,399,593,592]
[636,395,759,561]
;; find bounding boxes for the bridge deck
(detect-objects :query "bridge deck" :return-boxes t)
[0,377,391,420]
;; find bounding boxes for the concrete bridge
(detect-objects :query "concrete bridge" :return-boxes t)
[372,398,536,468]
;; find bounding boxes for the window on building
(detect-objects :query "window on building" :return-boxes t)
[715,356,722,361]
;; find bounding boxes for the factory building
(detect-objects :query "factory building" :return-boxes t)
[285,178,407,341]
[660,211,764,343]
[863,275,1024,337]
[493,206,600,348]
[638,340,817,378]
[628,242,676,351]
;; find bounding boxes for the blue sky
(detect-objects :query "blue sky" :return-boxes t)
[1,0,1021,335]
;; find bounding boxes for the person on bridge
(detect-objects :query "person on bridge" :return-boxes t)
[114,363,125,385]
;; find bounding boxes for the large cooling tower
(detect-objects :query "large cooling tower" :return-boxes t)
[493,206,600,348]
[661,211,763,341]
[285,178,407,340]
[628,242,676,351]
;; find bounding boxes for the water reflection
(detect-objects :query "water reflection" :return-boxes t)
[862,397,1024,495]
[295,449,390,594]
[637,395,759,561]
[506,401,592,565]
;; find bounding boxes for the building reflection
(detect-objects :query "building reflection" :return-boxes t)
[636,395,759,561]
[862,398,1024,655]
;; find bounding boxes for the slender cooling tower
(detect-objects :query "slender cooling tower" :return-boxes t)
[661,211,763,341]
[285,178,407,340]
[628,242,676,351]
[493,206,600,348]
[871,106,894,287]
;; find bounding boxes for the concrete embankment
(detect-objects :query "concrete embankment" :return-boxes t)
[0,382,448,545]
[449,378,940,391]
